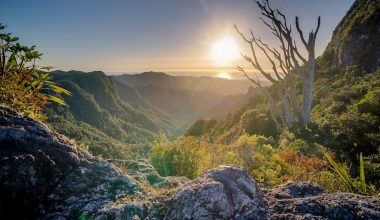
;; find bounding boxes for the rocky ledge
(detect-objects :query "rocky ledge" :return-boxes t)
[0,106,379,219]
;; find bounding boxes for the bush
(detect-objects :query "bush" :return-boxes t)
[149,135,200,179]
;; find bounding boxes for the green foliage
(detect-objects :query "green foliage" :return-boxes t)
[149,135,200,179]
[323,151,376,195]
[364,154,380,187]
[355,88,380,115]
[241,109,278,137]
[78,214,93,220]
[149,133,355,192]
[0,24,70,118]
[312,69,380,159]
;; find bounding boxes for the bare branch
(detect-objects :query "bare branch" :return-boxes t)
[295,16,308,49]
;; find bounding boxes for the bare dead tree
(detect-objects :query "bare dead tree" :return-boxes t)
[235,0,320,128]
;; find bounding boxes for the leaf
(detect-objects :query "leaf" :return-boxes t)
[323,151,352,189]
[10,37,19,42]
[4,52,18,70]
[49,84,72,95]
[40,65,55,71]
[359,152,367,194]
[47,95,66,105]
[29,79,39,88]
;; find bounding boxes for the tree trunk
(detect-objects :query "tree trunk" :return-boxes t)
[301,58,315,127]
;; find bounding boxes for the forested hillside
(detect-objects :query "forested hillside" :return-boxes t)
[45,70,180,159]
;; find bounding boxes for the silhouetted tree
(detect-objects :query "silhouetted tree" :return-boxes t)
[235,0,320,128]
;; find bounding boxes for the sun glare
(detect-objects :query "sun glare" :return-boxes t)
[216,71,232,79]
[211,36,240,65]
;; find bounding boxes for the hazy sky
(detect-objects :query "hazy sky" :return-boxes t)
[2,0,354,76]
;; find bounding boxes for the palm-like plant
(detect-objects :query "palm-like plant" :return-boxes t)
[324,151,373,195]
[0,23,70,117]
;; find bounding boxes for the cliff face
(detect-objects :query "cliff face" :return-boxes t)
[320,0,380,72]
[1,106,379,219]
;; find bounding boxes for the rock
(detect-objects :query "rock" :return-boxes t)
[265,182,380,219]
[266,182,325,199]
[164,165,267,220]
[0,106,139,219]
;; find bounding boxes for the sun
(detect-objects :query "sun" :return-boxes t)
[211,36,240,65]
[216,71,232,79]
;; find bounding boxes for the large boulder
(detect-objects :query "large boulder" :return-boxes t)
[0,106,138,219]
[164,165,267,220]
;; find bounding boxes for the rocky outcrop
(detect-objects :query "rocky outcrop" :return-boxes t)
[165,166,267,219]
[264,182,380,219]
[163,171,380,220]
[0,106,139,219]
[320,0,380,72]
[1,106,379,219]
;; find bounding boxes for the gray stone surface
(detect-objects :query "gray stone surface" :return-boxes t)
[0,106,139,219]
[164,165,267,220]
[265,183,380,219]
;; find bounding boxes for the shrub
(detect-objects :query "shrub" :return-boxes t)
[149,135,200,179]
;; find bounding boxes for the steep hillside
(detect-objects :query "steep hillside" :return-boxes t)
[204,86,261,118]
[113,71,253,95]
[319,0,380,72]
[186,94,278,143]
[112,78,153,109]
[45,70,179,159]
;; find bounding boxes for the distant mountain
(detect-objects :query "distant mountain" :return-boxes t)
[113,71,253,95]
[112,71,260,121]
[134,84,226,120]
[320,0,380,72]
[45,70,179,158]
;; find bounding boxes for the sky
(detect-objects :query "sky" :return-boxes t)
[2,0,354,77]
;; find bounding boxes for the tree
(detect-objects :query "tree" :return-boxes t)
[0,23,70,118]
[235,0,320,128]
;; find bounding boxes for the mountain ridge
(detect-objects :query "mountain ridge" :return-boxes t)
[113,71,254,95]
[45,70,180,158]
